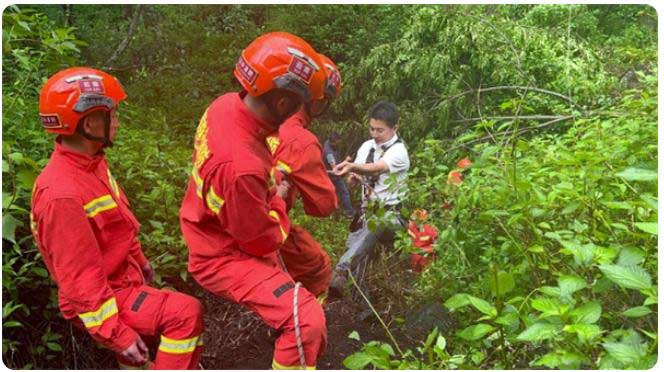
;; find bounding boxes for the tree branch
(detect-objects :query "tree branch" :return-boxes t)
[103,5,143,69]
[433,85,581,110]
[451,115,568,124]
[445,115,575,154]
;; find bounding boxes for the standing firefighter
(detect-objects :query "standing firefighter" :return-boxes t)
[31,67,204,369]
[268,54,343,303]
[179,32,329,369]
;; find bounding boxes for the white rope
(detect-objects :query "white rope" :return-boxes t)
[292,282,306,369]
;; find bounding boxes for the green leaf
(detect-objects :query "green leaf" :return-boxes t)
[617,247,645,266]
[616,167,657,182]
[444,293,470,310]
[467,295,498,318]
[602,341,647,365]
[343,353,373,370]
[3,320,22,328]
[621,306,652,318]
[559,241,594,266]
[531,297,567,318]
[516,322,560,342]
[489,271,515,297]
[634,222,657,235]
[563,323,602,343]
[456,323,495,341]
[46,342,62,352]
[558,275,587,296]
[2,159,9,173]
[435,335,446,351]
[348,331,360,341]
[598,264,652,290]
[569,301,601,324]
[2,213,24,244]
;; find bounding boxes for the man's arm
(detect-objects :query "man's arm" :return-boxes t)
[333,159,389,177]
[38,198,141,356]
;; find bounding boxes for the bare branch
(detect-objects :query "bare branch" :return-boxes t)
[451,115,568,124]
[445,115,575,154]
[103,5,143,69]
[433,85,581,110]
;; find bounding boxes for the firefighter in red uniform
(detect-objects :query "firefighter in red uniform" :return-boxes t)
[267,54,343,303]
[407,209,439,273]
[31,67,204,369]
[179,32,328,369]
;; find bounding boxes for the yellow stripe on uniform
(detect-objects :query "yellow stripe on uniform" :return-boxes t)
[316,292,328,306]
[272,359,315,370]
[158,334,200,354]
[205,185,225,215]
[276,160,292,175]
[268,210,288,242]
[408,230,417,239]
[84,195,118,218]
[107,169,120,198]
[192,168,204,198]
[419,236,431,242]
[78,297,118,329]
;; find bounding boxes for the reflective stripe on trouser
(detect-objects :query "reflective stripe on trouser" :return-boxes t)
[189,252,326,369]
[279,225,332,297]
[115,286,204,370]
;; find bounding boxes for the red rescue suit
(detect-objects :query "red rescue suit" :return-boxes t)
[179,93,326,369]
[408,221,439,273]
[268,109,337,299]
[31,141,203,369]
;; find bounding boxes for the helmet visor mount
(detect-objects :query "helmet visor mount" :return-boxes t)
[73,94,116,113]
[273,74,312,103]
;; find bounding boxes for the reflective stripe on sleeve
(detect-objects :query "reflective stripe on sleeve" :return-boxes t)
[192,168,204,198]
[276,160,292,175]
[84,195,118,218]
[419,236,431,242]
[272,359,315,370]
[205,186,225,215]
[268,210,288,242]
[78,297,118,329]
[158,334,201,354]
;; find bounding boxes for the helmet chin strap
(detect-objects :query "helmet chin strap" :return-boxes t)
[76,112,113,148]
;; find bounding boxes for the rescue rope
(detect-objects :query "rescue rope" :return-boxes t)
[292,281,306,369]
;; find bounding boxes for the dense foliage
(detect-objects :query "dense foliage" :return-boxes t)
[2,4,657,369]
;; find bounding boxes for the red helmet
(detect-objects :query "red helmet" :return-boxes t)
[39,67,126,135]
[319,54,342,99]
[234,32,327,103]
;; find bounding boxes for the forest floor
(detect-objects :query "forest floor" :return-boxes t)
[4,250,456,370]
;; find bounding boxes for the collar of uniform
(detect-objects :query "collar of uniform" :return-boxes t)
[372,133,399,151]
[290,108,311,128]
[235,92,277,140]
[53,137,104,172]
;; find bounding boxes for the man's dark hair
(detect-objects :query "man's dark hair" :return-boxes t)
[369,101,399,128]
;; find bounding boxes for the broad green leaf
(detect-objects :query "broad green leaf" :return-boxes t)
[621,306,652,318]
[435,335,446,351]
[616,167,657,182]
[563,323,602,343]
[602,341,647,365]
[456,323,495,341]
[639,194,658,211]
[343,353,374,370]
[559,241,593,266]
[2,213,24,244]
[591,245,619,264]
[444,293,470,310]
[634,222,657,235]
[599,264,652,290]
[348,331,360,341]
[569,301,601,324]
[468,295,498,317]
[533,350,587,369]
[489,271,515,297]
[531,297,567,318]
[516,322,560,342]
[539,286,561,297]
[617,247,645,266]
[3,320,22,328]
[558,275,587,296]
